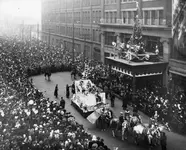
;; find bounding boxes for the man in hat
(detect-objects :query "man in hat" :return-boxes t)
[60,97,66,109]
[110,92,115,107]
[118,112,124,130]
[160,132,167,150]
[66,84,70,99]
[124,108,130,120]
[54,84,58,98]
[88,135,98,149]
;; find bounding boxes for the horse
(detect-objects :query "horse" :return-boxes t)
[44,71,51,81]
[128,115,143,130]
[121,119,130,140]
[133,124,149,145]
[133,124,161,147]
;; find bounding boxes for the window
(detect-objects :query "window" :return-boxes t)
[96,11,99,23]
[144,11,150,25]
[151,10,158,25]
[93,29,96,41]
[92,11,95,23]
[133,11,137,20]
[113,12,117,23]
[105,32,116,46]
[98,11,101,23]
[99,30,101,42]
[105,12,109,23]
[87,11,89,23]
[145,36,163,56]
[128,11,132,24]
[159,10,164,25]
[122,11,127,23]
[110,12,112,23]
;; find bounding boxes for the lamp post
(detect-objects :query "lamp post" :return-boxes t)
[80,33,89,69]
[72,0,75,64]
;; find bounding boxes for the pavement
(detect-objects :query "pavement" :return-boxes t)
[32,72,186,150]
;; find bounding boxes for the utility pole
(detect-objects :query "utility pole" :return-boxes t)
[84,36,86,69]
[90,1,93,60]
[72,0,75,64]
[30,25,32,47]
[37,23,39,42]
[22,21,24,42]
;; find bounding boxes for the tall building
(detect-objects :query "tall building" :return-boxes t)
[41,0,102,61]
[41,0,172,63]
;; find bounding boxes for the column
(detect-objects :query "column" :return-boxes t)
[101,0,105,21]
[138,0,142,19]
[132,73,136,103]
[117,0,121,23]
[80,0,83,34]
[101,31,105,63]
[163,0,167,25]
[161,38,171,87]
[161,38,170,62]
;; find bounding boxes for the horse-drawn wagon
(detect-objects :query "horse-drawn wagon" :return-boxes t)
[95,110,167,149]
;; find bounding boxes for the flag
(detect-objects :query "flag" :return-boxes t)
[87,111,101,124]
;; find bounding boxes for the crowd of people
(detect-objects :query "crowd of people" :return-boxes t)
[0,33,185,150]
[0,36,110,150]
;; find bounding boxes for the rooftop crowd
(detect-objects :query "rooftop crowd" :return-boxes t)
[0,36,110,150]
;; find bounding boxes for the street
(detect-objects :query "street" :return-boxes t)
[32,72,186,150]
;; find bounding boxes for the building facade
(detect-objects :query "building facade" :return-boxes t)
[41,0,172,61]
[41,0,102,61]
[41,0,173,85]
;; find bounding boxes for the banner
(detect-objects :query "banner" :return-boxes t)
[87,111,101,124]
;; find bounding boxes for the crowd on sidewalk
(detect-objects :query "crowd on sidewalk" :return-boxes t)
[0,37,110,150]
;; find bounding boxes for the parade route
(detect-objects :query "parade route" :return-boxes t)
[32,72,186,150]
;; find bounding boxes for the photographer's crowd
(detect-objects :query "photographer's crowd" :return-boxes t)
[0,37,110,150]
[0,34,186,150]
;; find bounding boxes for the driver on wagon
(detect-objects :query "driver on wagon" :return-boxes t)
[119,112,124,128]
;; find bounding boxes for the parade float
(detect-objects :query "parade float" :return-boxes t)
[71,66,108,118]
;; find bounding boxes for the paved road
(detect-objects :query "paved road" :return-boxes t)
[32,72,186,150]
